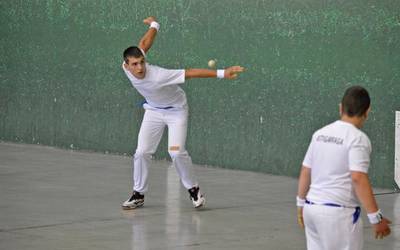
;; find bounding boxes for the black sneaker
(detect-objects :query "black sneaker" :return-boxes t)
[122,191,144,210]
[188,186,205,208]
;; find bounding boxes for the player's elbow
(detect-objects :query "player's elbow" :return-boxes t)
[138,41,148,53]
[351,171,368,185]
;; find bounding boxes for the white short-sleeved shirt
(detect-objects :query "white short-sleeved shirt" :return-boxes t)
[303,120,372,207]
[122,62,187,109]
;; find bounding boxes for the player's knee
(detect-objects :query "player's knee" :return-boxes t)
[168,146,186,159]
[134,150,151,159]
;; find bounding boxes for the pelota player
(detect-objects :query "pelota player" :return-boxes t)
[121,16,244,209]
[297,86,391,250]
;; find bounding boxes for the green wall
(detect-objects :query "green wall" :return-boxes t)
[1,0,399,188]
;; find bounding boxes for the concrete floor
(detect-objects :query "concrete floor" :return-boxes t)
[0,142,399,250]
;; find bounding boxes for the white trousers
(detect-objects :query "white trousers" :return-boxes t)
[303,204,363,250]
[132,107,197,193]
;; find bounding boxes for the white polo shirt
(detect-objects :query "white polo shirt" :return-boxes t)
[303,120,372,207]
[122,62,187,109]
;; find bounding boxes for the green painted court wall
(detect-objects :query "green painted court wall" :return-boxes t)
[1,0,399,188]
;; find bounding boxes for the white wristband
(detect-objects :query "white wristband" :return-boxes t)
[367,209,383,224]
[150,21,160,31]
[296,196,306,207]
[217,70,225,79]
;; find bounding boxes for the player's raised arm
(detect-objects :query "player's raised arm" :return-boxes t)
[138,16,159,54]
[185,66,245,80]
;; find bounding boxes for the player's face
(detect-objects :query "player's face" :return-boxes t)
[126,56,146,79]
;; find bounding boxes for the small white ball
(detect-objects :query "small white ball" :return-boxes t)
[208,59,216,68]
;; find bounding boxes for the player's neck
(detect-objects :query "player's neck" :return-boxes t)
[340,115,365,129]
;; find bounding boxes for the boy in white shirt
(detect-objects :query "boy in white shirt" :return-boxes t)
[122,16,244,209]
[296,86,391,250]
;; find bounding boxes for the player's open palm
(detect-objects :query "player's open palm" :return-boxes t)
[143,16,156,25]
[225,66,245,79]
[373,217,391,239]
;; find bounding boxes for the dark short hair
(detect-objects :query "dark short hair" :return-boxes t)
[123,46,144,63]
[341,85,371,117]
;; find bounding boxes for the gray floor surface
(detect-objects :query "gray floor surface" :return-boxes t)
[0,142,399,250]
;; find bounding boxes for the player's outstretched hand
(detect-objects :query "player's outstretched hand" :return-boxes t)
[143,16,156,25]
[297,207,305,229]
[373,217,391,239]
[224,66,245,79]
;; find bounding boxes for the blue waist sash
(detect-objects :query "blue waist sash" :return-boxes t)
[306,200,361,224]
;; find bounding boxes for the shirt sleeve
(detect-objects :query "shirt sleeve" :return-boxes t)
[156,67,185,86]
[302,136,314,168]
[348,134,371,173]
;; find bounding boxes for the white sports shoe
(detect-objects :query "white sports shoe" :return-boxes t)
[122,191,144,210]
[188,186,205,208]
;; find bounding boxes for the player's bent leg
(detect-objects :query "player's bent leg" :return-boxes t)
[166,109,204,208]
[169,149,205,208]
[168,149,195,188]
